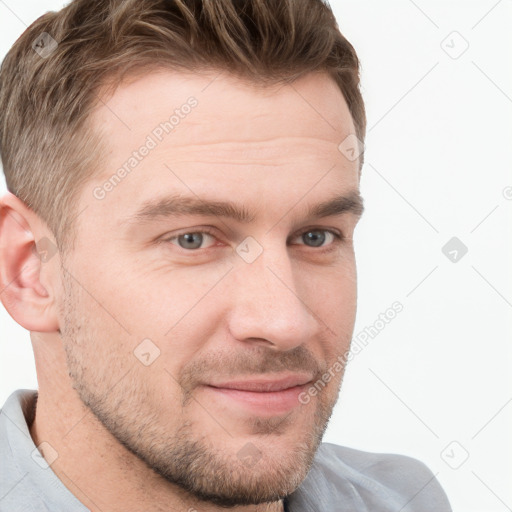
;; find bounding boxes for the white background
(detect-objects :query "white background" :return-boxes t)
[0,1,511,511]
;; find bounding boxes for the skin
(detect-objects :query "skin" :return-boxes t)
[0,70,362,512]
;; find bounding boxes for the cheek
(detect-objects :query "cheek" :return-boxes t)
[312,267,357,362]
[315,265,357,319]
[104,260,230,340]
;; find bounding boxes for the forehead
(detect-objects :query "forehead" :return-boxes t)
[91,68,357,161]
[81,69,360,232]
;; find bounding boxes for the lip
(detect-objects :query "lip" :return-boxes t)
[202,373,313,415]
[207,374,313,392]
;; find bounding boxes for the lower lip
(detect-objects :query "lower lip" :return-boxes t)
[203,384,308,415]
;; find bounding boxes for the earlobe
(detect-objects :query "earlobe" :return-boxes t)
[0,192,60,333]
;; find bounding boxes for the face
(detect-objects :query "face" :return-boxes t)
[58,69,362,506]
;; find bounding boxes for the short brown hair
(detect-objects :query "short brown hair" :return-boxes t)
[0,0,366,255]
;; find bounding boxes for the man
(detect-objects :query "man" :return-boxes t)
[0,0,452,510]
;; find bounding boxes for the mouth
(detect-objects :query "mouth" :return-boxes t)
[202,373,313,415]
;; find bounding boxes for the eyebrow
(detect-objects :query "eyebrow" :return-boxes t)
[119,190,364,227]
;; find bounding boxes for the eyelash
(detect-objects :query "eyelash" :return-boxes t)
[162,227,345,253]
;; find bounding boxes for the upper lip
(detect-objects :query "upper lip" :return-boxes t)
[206,373,313,392]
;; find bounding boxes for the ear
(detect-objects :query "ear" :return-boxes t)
[0,191,60,332]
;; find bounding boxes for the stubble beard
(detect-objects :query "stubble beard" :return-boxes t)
[59,267,343,507]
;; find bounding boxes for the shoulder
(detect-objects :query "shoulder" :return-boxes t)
[0,389,86,511]
[321,442,450,494]
[286,442,452,512]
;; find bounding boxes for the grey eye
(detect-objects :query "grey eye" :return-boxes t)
[176,232,207,250]
[302,230,327,247]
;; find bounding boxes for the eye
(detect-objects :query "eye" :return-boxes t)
[162,227,344,252]
[165,228,218,251]
[291,228,344,250]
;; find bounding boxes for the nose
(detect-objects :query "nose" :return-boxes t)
[226,246,320,351]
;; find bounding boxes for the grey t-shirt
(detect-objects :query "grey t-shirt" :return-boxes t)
[0,389,452,511]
